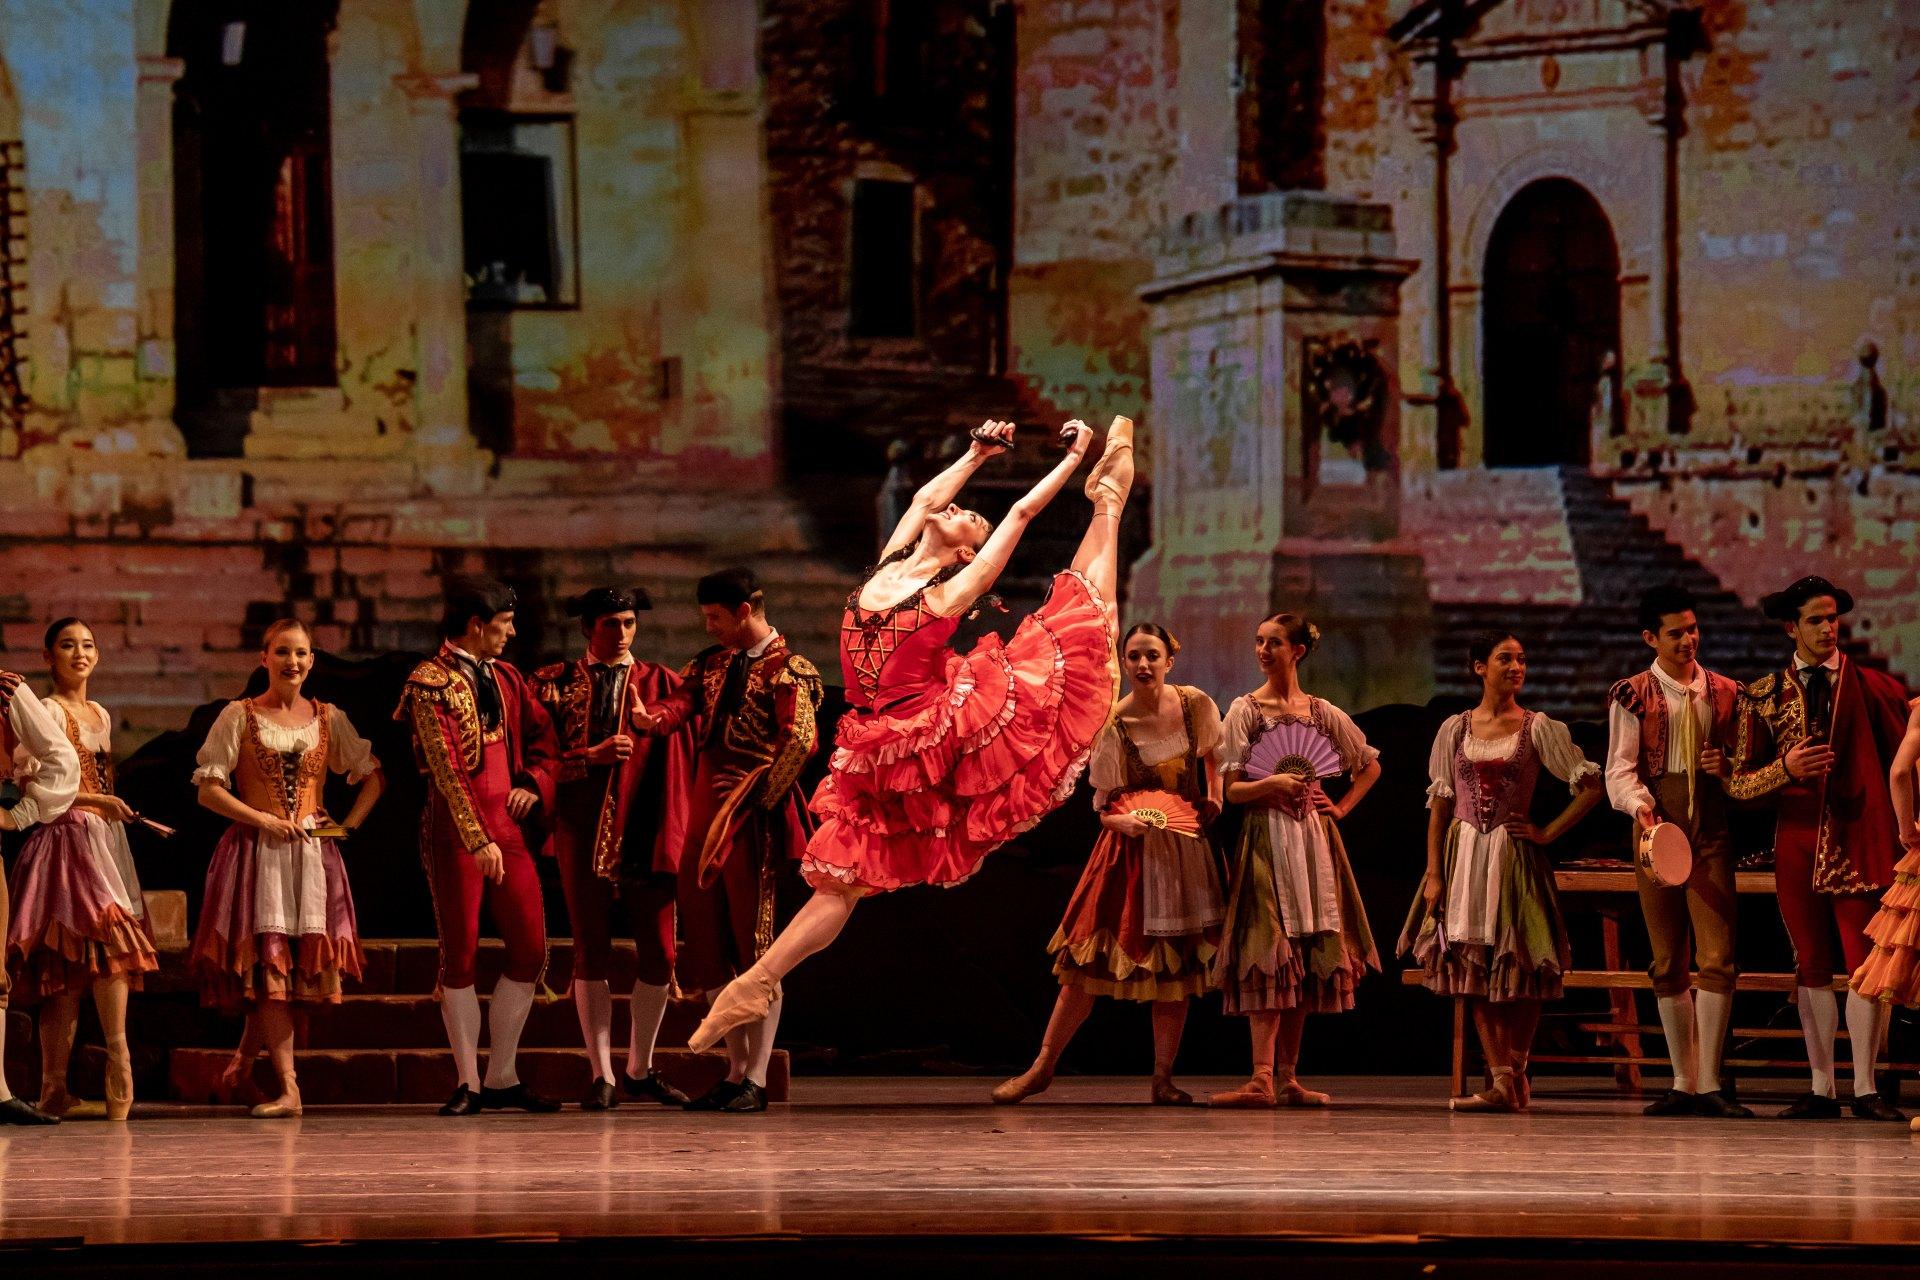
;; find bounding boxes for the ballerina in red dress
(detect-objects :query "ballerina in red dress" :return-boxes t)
[667,415,1134,1053]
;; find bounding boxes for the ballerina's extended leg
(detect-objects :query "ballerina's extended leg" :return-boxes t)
[688,886,860,1053]
[1071,415,1135,611]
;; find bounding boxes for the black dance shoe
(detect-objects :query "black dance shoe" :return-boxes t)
[622,1070,691,1107]
[0,1096,59,1126]
[438,1085,482,1117]
[1641,1089,1697,1117]
[681,1079,746,1112]
[1777,1091,1842,1120]
[717,1080,768,1113]
[479,1082,561,1113]
[1850,1092,1907,1122]
[581,1079,619,1112]
[1692,1090,1754,1118]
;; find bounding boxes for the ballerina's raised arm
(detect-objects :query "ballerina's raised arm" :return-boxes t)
[923,420,1093,617]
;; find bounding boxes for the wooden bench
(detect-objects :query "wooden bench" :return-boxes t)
[1405,863,1915,1097]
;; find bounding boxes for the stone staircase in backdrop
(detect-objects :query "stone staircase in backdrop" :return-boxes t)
[1428,467,1873,718]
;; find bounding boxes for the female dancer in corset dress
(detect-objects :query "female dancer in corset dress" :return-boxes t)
[1211,613,1381,1108]
[681,415,1134,1051]
[5,618,157,1120]
[190,619,384,1118]
[1399,631,1603,1112]
[993,622,1225,1106]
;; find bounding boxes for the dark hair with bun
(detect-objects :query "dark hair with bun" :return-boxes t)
[1260,612,1319,659]
[1122,622,1180,657]
[43,616,87,651]
[1468,630,1520,669]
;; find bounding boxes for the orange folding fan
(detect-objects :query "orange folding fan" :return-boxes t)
[1113,789,1202,836]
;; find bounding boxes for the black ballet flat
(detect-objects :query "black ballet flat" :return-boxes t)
[1641,1089,1697,1117]
[622,1070,690,1107]
[1692,1090,1754,1119]
[681,1079,745,1112]
[716,1080,768,1114]
[438,1085,482,1117]
[1777,1091,1842,1120]
[1850,1092,1907,1122]
[580,1079,618,1112]
[0,1096,59,1126]
[479,1082,560,1114]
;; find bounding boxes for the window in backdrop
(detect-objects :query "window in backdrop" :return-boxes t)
[460,113,579,309]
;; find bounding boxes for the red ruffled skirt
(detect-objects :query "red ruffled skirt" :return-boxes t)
[1853,848,1920,1005]
[803,571,1114,893]
[5,810,158,1003]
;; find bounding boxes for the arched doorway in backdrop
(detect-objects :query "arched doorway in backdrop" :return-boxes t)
[1480,177,1620,468]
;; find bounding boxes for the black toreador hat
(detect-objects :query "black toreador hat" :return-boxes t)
[1760,575,1855,621]
[565,586,653,620]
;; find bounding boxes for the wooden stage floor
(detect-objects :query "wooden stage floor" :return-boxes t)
[5,1077,1920,1271]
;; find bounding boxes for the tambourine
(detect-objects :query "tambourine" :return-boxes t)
[1637,820,1694,888]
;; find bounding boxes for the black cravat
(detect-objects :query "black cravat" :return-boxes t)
[705,649,752,748]
[588,663,625,743]
[1802,666,1833,740]
[457,655,503,732]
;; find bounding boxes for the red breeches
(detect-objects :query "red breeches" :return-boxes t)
[1775,788,1879,988]
[426,739,547,989]
[555,778,675,986]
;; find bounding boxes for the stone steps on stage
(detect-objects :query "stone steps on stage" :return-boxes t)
[3,930,791,1107]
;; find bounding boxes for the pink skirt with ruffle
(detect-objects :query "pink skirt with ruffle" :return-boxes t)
[5,811,158,1003]
[189,823,363,1011]
[802,571,1114,893]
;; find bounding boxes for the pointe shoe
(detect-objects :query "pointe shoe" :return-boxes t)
[1511,1069,1532,1111]
[990,1064,1055,1105]
[105,1037,134,1122]
[36,1084,75,1121]
[1277,1078,1331,1108]
[250,1093,303,1120]
[1149,1074,1193,1106]
[1450,1071,1519,1113]
[687,966,781,1054]
[1082,415,1135,510]
[1210,1073,1278,1108]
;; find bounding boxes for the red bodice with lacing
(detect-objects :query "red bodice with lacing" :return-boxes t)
[839,585,961,713]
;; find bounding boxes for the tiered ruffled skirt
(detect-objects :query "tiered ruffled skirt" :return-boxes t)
[1398,820,1571,1002]
[1049,822,1223,1001]
[1852,848,1920,1005]
[1216,812,1378,1013]
[189,823,363,1011]
[4,810,157,1002]
[803,571,1114,893]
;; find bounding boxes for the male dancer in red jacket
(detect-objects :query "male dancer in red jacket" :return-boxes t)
[534,586,688,1109]
[400,575,561,1116]
[1729,576,1912,1121]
